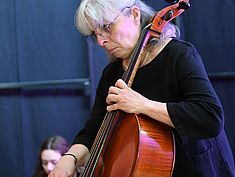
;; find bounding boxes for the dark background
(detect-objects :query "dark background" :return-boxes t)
[0,0,234,177]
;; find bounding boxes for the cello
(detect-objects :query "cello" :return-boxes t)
[80,1,190,176]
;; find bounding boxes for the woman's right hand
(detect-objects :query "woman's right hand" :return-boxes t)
[48,144,89,177]
[48,155,76,177]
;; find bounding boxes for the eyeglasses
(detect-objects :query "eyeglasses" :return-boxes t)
[100,6,131,34]
[87,6,131,43]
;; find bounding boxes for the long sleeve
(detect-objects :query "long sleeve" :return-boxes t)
[166,41,224,143]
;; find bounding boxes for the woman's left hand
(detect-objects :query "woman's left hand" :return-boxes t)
[106,79,148,114]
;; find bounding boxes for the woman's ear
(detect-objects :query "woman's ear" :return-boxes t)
[130,6,141,23]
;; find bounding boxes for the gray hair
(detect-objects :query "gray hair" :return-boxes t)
[75,0,180,44]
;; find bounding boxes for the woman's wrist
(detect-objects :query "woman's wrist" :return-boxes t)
[62,153,78,165]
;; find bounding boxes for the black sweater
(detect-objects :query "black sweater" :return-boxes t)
[73,39,235,176]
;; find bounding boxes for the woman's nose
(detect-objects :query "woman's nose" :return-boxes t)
[96,33,108,47]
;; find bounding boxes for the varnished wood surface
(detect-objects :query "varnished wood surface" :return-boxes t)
[133,114,175,177]
[92,112,175,177]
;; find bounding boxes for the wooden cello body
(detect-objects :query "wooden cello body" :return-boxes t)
[93,112,175,177]
[80,1,190,176]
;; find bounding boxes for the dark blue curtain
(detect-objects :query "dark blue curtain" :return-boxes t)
[0,1,234,177]
[0,0,90,177]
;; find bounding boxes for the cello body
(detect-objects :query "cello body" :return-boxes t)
[92,112,175,177]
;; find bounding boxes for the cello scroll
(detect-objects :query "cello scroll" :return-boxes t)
[149,0,190,40]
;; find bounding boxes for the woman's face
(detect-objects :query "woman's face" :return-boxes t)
[94,6,141,60]
[41,149,61,174]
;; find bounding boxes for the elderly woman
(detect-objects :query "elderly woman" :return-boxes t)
[49,0,235,176]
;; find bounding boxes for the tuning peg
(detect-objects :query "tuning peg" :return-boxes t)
[162,10,174,21]
[177,1,190,10]
[148,38,159,46]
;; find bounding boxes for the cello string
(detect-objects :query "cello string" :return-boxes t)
[80,111,117,176]
[85,112,117,176]
[80,113,111,176]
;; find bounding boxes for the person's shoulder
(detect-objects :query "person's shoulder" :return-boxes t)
[168,38,195,50]
[166,38,198,56]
